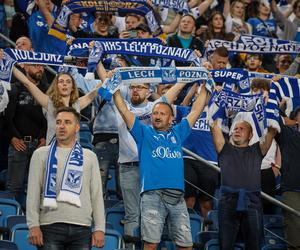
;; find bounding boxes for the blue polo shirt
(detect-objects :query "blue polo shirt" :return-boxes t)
[247,18,277,37]
[130,117,191,193]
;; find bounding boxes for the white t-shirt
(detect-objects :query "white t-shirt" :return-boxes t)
[225,15,251,35]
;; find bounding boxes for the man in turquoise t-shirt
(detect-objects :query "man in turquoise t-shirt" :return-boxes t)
[113,85,208,250]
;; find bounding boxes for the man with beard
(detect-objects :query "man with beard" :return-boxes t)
[114,82,185,244]
[5,64,48,203]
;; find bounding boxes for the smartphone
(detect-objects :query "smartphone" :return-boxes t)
[128,30,137,38]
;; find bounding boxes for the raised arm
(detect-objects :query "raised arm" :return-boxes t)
[163,82,187,104]
[162,13,182,34]
[78,81,103,110]
[223,0,230,18]
[210,120,225,153]
[113,89,135,129]
[260,127,277,156]
[186,85,208,127]
[12,67,49,109]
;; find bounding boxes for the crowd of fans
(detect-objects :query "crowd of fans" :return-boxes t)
[0,0,300,249]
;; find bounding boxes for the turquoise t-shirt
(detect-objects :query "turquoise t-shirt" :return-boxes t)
[130,117,191,193]
[177,35,192,49]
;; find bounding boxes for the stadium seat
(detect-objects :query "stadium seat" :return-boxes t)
[10,223,36,250]
[264,236,286,248]
[261,244,287,250]
[79,122,93,150]
[198,231,219,247]
[0,191,15,199]
[189,212,202,243]
[0,240,18,250]
[4,215,26,229]
[205,210,219,231]
[204,239,244,250]
[0,198,22,226]
[263,215,283,228]
[92,229,123,250]
[106,206,125,235]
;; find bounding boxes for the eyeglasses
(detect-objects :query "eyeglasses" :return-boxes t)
[129,85,149,91]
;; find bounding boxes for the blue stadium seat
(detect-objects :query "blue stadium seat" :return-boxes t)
[0,240,18,250]
[189,213,202,243]
[261,244,287,250]
[0,198,22,226]
[264,236,286,248]
[79,122,93,150]
[263,215,283,228]
[10,223,36,250]
[204,239,244,250]
[205,210,219,231]
[198,231,219,247]
[92,229,123,250]
[4,215,26,229]
[106,206,125,235]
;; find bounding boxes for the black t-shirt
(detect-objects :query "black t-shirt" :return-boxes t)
[218,142,264,190]
[275,120,300,191]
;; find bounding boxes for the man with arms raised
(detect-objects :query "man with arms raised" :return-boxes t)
[211,119,276,250]
[113,84,208,250]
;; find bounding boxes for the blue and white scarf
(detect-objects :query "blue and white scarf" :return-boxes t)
[0,51,17,87]
[211,68,251,94]
[99,66,210,101]
[151,0,189,13]
[5,49,64,67]
[267,77,300,121]
[49,0,163,41]
[86,39,202,75]
[44,139,84,209]
[207,89,272,137]
[207,35,300,54]
[66,38,163,57]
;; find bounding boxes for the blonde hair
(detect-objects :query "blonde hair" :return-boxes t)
[46,72,79,111]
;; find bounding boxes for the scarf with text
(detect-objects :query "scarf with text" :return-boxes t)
[44,139,84,209]
[207,35,300,54]
[98,66,211,101]
[49,0,162,41]
[207,89,273,137]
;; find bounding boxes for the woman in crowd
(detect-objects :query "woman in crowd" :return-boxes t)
[224,0,251,35]
[200,11,235,45]
[12,67,102,144]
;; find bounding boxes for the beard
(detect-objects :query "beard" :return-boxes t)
[28,71,43,82]
[131,95,144,105]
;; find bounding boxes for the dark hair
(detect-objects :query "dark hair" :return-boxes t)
[181,14,196,24]
[246,53,263,61]
[251,78,271,92]
[293,0,300,11]
[153,102,174,116]
[56,107,81,124]
[214,46,229,57]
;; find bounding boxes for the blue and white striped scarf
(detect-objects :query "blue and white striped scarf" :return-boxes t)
[207,35,300,54]
[49,0,163,41]
[44,139,84,209]
[151,0,189,13]
[98,66,211,101]
[207,89,271,137]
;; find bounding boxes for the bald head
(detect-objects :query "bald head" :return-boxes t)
[15,36,32,51]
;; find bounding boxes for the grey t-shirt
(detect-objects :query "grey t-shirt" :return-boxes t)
[218,142,264,190]
[44,99,80,144]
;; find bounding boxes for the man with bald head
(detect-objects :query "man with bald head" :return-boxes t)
[15,36,33,51]
[211,119,276,250]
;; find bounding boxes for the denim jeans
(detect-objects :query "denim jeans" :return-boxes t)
[218,193,264,250]
[39,223,92,250]
[94,140,120,198]
[141,191,193,247]
[6,141,38,199]
[119,164,140,236]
